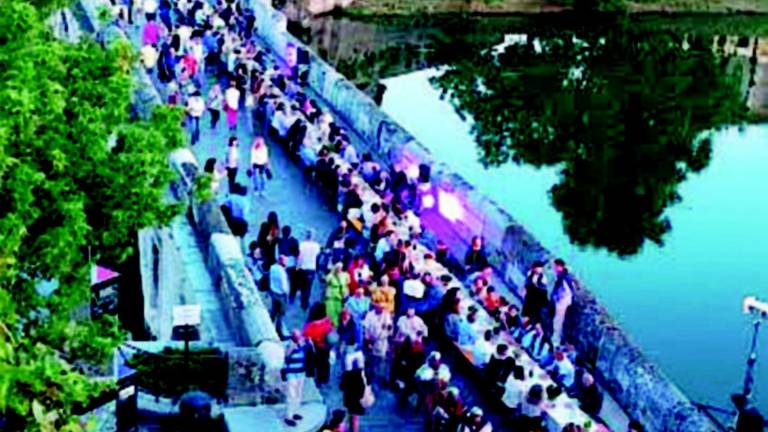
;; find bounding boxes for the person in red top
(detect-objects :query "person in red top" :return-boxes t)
[303,303,335,385]
[181,53,198,78]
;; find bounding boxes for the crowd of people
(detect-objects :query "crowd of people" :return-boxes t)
[118,0,651,430]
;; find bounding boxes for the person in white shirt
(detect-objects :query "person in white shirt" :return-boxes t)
[225,81,240,132]
[142,0,158,19]
[269,255,290,336]
[340,141,359,167]
[250,136,269,196]
[185,90,205,145]
[296,229,321,310]
[549,350,576,389]
[396,308,428,344]
[472,329,494,368]
[140,44,158,72]
[374,231,395,263]
[271,104,291,143]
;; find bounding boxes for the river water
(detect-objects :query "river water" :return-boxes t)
[292,14,768,413]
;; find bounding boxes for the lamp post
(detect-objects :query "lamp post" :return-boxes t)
[741,296,768,401]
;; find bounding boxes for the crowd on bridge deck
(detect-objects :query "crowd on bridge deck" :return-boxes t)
[109,0,657,430]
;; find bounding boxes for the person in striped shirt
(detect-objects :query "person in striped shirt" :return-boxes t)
[284,330,309,427]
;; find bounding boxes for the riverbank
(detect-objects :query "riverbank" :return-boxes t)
[340,0,768,15]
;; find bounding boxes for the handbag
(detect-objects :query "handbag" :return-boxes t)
[360,372,375,409]
[265,167,273,180]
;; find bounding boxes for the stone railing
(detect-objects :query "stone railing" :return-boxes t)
[247,1,714,430]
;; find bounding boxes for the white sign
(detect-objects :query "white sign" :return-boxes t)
[173,304,201,327]
[118,386,135,400]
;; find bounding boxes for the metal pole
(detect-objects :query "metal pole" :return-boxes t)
[742,318,762,400]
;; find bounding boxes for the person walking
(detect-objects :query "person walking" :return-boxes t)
[340,355,369,432]
[207,83,223,130]
[284,330,309,427]
[296,229,321,310]
[551,258,574,346]
[226,136,239,192]
[225,80,240,133]
[270,255,290,337]
[185,89,205,145]
[249,136,270,197]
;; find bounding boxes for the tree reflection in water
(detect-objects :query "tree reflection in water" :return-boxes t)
[430,19,750,256]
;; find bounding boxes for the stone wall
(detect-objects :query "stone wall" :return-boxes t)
[247,1,715,430]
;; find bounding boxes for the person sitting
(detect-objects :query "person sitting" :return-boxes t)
[458,406,493,432]
[444,300,477,348]
[471,330,494,368]
[464,236,490,276]
[512,316,533,343]
[435,240,465,278]
[484,343,517,397]
[548,350,576,389]
[501,305,524,333]
[576,371,603,418]
[521,323,553,364]
[483,286,502,313]
[517,384,545,431]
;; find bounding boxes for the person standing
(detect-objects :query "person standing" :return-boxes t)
[226,136,239,192]
[464,236,489,276]
[207,83,223,130]
[284,330,309,427]
[140,43,159,74]
[296,229,321,310]
[325,263,350,326]
[362,303,393,386]
[340,356,368,432]
[551,258,574,346]
[278,225,299,300]
[249,136,270,197]
[185,89,205,145]
[270,255,290,336]
[224,80,240,133]
[521,260,549,325]
[303,304,334,385]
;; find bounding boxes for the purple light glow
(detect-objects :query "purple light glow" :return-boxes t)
[438,190,464,222]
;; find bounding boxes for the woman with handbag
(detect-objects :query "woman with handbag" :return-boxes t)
[340,355,373,432]
[250,136,270,197]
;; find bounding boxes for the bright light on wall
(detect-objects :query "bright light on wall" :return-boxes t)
[422,193,435,209]
[405,163,420,181]
[438,190,464,222]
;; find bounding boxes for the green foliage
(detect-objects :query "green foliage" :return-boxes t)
[431,18,750,255]
[0,0,185,429]
[126,347,229,399]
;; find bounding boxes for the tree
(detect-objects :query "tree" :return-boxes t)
[0,0,185,429]
[431,18,750,255]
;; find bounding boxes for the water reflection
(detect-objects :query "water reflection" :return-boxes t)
[430,20,753,256]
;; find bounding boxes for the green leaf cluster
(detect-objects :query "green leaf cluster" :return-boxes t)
[0,0,185,429]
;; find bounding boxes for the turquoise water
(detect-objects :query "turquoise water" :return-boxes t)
[381,68,768,412]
